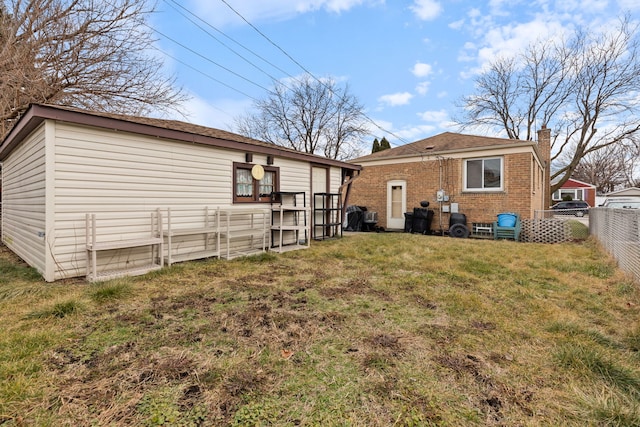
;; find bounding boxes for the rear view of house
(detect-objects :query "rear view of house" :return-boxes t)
[348,128,551,235]
[0,104,360,282]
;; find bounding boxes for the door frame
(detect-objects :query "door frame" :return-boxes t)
[386,180,406,230]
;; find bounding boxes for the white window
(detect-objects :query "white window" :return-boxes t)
[552,188,584,201]
[464,157,503,191]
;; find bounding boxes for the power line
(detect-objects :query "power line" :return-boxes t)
[145,23,273,94]
[151,46,258,102]
[216,0,414,148]
[162,0,285,86]
[163,0,297,84]
[154,0,420,151]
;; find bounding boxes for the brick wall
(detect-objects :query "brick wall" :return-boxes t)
[349,152,545,231]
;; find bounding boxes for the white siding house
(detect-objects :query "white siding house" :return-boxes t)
[0,104,360,282]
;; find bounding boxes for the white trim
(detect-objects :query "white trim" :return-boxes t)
[552,177,597,189]
[44,120,56,282]
[463,156,504,192]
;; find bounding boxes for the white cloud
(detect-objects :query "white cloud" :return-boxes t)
[173,93,253,131]
[459,14,571,78]
[449,19,464,30]
[411,62,433,78]
[189,0,375,27]
[409,0,443,21]
[618,0,640,10]
[394,124,438,142]
[482,19,567,62]
[379,92,414,107]
[416,81,430,95]
[418,109,449,123]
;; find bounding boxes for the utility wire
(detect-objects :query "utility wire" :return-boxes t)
[217,0,414,148]
[146,23,273,94]
[151,46,258,102]
[163,0,297,84]
[154,0,422,152]
[162,0,286,87]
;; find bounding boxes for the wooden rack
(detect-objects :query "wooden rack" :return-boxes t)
[85,209,163,282]
[218,207,270,259]
[163,207,220,266]
[270,191,311,253]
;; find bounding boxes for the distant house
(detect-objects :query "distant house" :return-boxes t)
[599,187,640,207]
[603,187,640,199]
[551,178,596,207]
[0,104,360,282]
[347,128,551,233]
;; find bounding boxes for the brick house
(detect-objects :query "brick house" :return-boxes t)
[347,127,551,234]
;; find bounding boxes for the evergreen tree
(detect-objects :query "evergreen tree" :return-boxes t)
[371,138,381,153]
[380,137,391,151]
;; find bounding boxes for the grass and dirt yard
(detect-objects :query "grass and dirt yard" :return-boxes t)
[1,233,639,426]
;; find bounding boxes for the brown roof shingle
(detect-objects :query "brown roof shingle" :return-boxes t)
[1,104,360,170]
[352,131,533,162]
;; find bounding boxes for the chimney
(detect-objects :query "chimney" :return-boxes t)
[537,125,552,207]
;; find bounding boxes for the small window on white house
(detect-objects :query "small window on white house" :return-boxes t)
[233,163,279,203]
[464,157,503,191]
[553,188,584,201]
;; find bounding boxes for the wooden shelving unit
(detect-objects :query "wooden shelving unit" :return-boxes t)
[85,210,163,282]
[270,191,310,253]
[313,192,342,241]
[219,207,270,259]
[163,207,220,266]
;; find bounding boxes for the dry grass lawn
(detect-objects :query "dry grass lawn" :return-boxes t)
[1,233,639,426]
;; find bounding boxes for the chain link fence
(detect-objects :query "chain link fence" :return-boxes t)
[589,207,640,283]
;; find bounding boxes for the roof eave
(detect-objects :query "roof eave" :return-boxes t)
[0,104,361,171]
[352,140,538,164]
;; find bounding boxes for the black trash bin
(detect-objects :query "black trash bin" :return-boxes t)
[344,206,363,231]
[412,207,434,235]
[404,212,414,233]
[449,212,467,227]
[449,212,469,238]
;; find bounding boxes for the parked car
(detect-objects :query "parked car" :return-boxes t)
[601,198,640,209]
[550,200,590,217]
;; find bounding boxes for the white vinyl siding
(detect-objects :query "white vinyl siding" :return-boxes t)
[52,123,226,278]
[50,123,314,279]
[330,167,342,192]
[278,158,311,196]
[2,124,47,276]
[2,117,346,281]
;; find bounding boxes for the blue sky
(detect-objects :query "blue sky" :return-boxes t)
[151,0,640,151]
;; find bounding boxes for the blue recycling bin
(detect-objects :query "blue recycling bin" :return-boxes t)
[497,213,517,227]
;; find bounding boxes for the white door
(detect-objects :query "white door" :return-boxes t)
[387,180,406,229]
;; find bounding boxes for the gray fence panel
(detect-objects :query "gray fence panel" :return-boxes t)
[590,208,640,283]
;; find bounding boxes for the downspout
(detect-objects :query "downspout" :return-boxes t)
[339,169,361,223]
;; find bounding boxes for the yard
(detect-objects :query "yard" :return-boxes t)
[1,233,639,426]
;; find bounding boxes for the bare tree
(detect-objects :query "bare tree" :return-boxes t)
[235,74,369,160]
[457,17,640,196]
[0,0,187,138]
[566,141,632,193]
